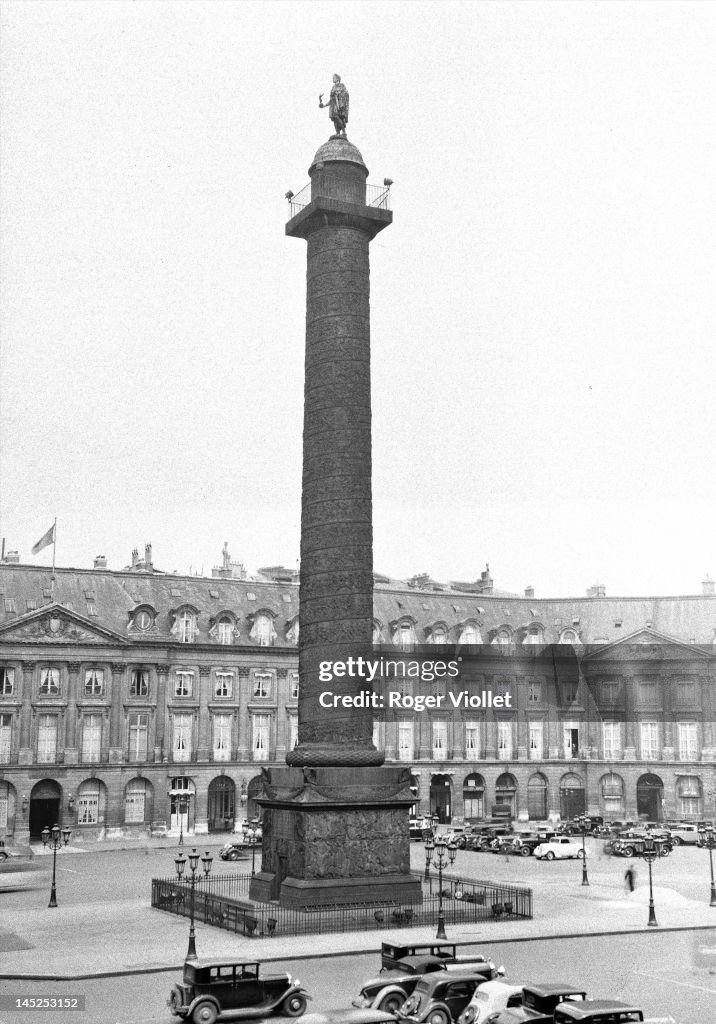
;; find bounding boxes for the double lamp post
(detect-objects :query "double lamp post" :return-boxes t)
[424,834,457,940]
[174,848,213,962]
[41,824,71,908]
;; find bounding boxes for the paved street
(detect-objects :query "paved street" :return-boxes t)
[0,931,714,1024]
[1,838,715,1024]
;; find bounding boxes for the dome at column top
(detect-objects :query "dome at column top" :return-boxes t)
[310,137,367,174]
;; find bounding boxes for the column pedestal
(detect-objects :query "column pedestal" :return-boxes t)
[249,766,422,908]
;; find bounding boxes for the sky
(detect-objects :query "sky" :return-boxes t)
[1,0,715,598]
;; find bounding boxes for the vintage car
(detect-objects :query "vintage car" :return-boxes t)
[219,839,251,862]
[664,822,700,845]
[489,983,587,1024]
[397,968,496,1024]
[509,833,557,857]
[356,948,502,1014]
[533,838,584,861]
[553,1000,643,1024]
[167,959,309,1024]
[380,943,491,972]
[610,833,672,858]
[410,818,435,841]
[0,838,34,862]
[457,981,524,1024]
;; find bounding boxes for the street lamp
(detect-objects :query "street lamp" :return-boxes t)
[577,819,589,886]
[700,826,716,907]
[175,848,213,962]
[424,835,457,940]
[642,836,662,927]
[41,824,71,908]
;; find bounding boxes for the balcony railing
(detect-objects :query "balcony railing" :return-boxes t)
[287,181,391,219]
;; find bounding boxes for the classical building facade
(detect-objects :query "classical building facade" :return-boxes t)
[0,555,714,840]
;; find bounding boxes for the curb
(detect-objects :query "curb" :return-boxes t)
[2,924,715,982]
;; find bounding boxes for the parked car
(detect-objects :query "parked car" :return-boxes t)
[354,953,500,1015]
[489,983,587,1024]
[410,818,434,841]
[397,968,495,1024]
[510,833,557,857]
[0,838,34,862]
[610,833,672,858]
[457,981,524,1024]
[533,838,585,861]
[167,959,309,1024]
[219,839,251,862]
[553,1000,643,1023]
[664,823,700,846]
[380,943,497,973]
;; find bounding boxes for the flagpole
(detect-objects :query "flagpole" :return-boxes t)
[51,518,57,598]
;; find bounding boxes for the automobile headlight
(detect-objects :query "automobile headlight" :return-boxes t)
[463,1008,476,1024]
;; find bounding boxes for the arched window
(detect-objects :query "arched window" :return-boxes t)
[463,773,485,820]
[216,616,234,645]
[250,612,276,647]
[394,621,416,651]
[125,778,150,823]
[559,629,579,646]
[430,624,448,645]
[523,626,544,645]
[459,622,482,645]
[77,779,107,825]
[600,772,624,818]
[527,773,548,820]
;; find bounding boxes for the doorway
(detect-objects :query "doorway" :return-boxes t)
[29,779,62,840]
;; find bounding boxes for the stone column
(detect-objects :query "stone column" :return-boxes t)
[65,662,80,764]
[237,667,250,760]
[18,661,35,765]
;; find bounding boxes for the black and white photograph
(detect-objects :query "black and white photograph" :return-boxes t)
[0,2,715,1022]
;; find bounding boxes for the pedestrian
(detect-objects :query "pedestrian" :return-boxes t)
[624,865,636,893]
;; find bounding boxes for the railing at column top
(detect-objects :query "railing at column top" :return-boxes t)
[287,182,391,219]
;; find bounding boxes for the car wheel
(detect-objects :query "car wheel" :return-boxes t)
[670,836,682,846]
[281,993,308,1017]
[227,849,241,861]
[545,851,555,861]
[520,846,531,857]
[191,1001,218,1024]
[576,849,584,859]
[378,993,405,1014]
[659,847,671,858]
[0,852,7,861]
[621,846,634,858]
[428,1009,450,1024]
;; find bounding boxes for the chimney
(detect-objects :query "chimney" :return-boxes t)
[93,555,107,569]
[524,585,534,599]
[587,583,606,598]
[4,550,20,564]
[144,543,153,570]
[131,547,139,567]
[703,575,715,596]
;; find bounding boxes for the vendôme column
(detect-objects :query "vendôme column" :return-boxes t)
[249,96,421,907]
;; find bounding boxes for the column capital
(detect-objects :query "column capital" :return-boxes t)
[199,665,211,679]
[238,666,251,680]
[109,663,127,676]
[21,661,36,673]
[67,662,82,676]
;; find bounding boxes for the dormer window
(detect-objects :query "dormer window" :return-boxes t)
[491,629,511,646]
[459,622,482,645]
[559,629,579,646]
[249,612,276,647]
[133,607,154,631]
[177,611,196,643]
[429,624,448,645]
[373,620,384,644]
[523,626,544,645]
[286,617,299,645]
[393,620,416,651]
[216,616,234,645]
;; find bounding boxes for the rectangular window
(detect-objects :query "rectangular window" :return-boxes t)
[529,722,543,760]
[178,613,195,643]
[398,721,413,761]
[125,781,146,823]
[497,721,512,760]
[0,667,15,695]
[37,714,57,763]
[214,673,233,699]
[678,776,701,816]
[130,670,149,697]
[252,714,270,761]
[639,681,657,704]
[128,713,148,761]
[602,721,621,760]
[0,790,7,828]
[601,681,619,704]
[640,721,659,760]
[677,680,697,704]
[253,674,272,699]
[563,721,579,759]
[495,680,511,700]
[82,714,102,763]
[288,715,298,751]
[213,714,232,761]
[84,669,104,696]
[290,673,299,700]
[174,672,193,698]
[39,668,60,695]
[432,720,447,759]
[562,682,578,704]
[527,682,541,704]
[463,793,484,819]
[216,620,233,645]
[465,723,480,760]
[173,714,193,762]
[678,722,698,761]
[372,721,381,751]
[0,713,12,761]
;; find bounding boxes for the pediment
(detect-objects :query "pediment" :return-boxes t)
[582,627,710,662]
[0,603,129,645]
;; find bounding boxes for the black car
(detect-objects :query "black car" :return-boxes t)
[168,959,309,1024]
[490,983,587,1024]
[510,833,557,857]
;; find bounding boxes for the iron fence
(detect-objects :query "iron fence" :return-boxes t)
[151,872,531,940]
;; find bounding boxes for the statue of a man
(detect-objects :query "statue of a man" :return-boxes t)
[319,74,349,138]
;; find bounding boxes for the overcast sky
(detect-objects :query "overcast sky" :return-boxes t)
[1,0,714,598]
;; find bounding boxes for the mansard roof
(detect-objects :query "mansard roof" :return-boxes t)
[0,562,715,648]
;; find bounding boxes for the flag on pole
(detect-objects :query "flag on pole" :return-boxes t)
[32,523,56,555]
